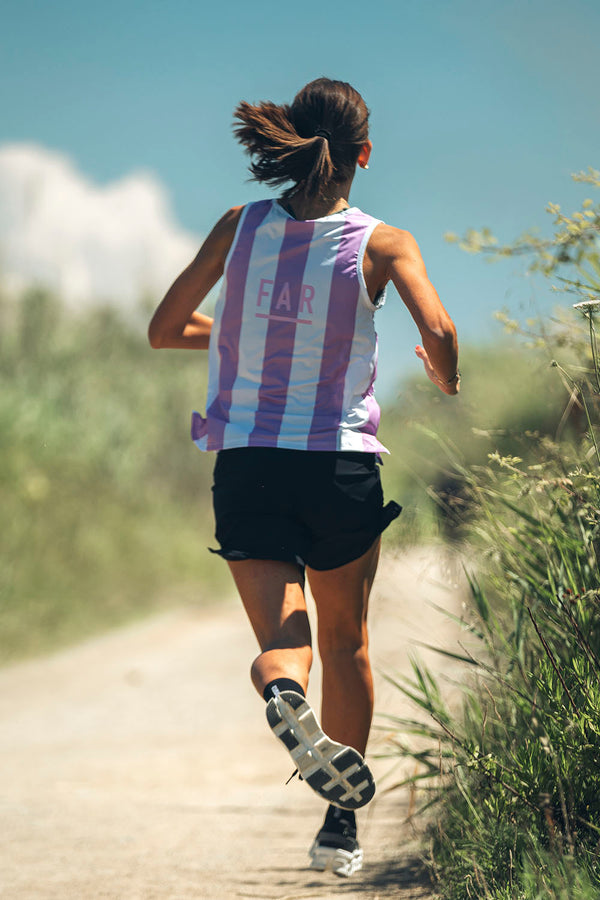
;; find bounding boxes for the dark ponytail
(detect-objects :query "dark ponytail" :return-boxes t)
[233,78,370,200]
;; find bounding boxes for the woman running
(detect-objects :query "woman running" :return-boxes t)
[149,77,459,878]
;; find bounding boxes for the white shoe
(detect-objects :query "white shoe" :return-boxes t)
[309,842,364,878]
[309,805,363,877]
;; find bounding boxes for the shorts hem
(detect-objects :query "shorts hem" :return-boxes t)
[209,546,306,570]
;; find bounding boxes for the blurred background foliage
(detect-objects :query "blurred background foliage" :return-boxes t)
[0,289,228,662]
[0,280,578,663]
[379,330,576,543]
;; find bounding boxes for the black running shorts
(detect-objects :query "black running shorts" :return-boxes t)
[211,447,401,571]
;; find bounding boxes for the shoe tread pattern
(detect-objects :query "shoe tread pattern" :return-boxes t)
[266,690,375,810]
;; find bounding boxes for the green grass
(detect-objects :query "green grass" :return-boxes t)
[381,371,600,898]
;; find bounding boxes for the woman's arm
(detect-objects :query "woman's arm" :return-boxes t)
[365,225,460,395]
[148,205,243,350]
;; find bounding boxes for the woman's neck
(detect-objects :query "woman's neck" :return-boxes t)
[283,181,353,221]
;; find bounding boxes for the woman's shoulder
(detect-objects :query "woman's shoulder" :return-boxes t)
[366,221,420,263]
[211,204,246,236]
[198,205,246,258]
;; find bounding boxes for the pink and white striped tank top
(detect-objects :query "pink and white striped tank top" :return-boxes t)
[191,199,389,454]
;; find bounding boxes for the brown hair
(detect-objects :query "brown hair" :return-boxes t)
[233,78,370,200]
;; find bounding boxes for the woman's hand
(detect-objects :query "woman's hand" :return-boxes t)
[179,311,214,349]
[415,343,438,383]
[415,344,460,395]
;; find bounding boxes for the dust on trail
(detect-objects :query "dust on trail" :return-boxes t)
[0,548,467,900]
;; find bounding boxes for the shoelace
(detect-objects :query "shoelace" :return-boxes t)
[285,768,303,784]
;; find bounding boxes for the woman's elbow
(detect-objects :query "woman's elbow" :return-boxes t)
[148,320,164,349]
[426,320,457,347]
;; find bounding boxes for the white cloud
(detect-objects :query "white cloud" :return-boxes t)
[0,143,200,310]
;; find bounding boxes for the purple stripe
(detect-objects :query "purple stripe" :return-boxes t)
[249,220,315,446]
[359,389,381,449]
[359,347,380,448]
[205,200,271,450]
[361,432,387,453]
[307,218,364,449]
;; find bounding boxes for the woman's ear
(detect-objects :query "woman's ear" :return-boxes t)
[357,140,372,170]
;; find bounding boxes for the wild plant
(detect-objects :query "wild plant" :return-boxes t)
[383,172,600,898]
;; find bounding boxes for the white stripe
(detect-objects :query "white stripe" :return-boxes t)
[356,218,387,312]
[339,278,378,438]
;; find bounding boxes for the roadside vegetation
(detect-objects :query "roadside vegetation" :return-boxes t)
[384,169,600,898]
[0,293,228,661]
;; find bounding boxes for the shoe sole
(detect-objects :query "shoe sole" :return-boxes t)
[265,690,375,810]
[309,841,364,877]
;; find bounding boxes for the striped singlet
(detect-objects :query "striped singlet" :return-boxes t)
[191,199,389,454]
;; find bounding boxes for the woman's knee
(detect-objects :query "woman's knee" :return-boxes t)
[318,641,371,692]
[318,627,368,661]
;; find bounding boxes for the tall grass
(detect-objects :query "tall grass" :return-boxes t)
[385,441,600,897]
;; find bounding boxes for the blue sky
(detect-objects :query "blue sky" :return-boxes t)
[2,0,599,398]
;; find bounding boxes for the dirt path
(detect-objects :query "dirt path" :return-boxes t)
[0,548,467,899]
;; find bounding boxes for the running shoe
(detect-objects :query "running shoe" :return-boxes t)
[265,689,375,810]
[309,805,363,877]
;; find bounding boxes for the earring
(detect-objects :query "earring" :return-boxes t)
[363,164,369,170]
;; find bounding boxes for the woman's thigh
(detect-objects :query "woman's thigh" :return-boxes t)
[227,558,311,651]
[307,537,381,652]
